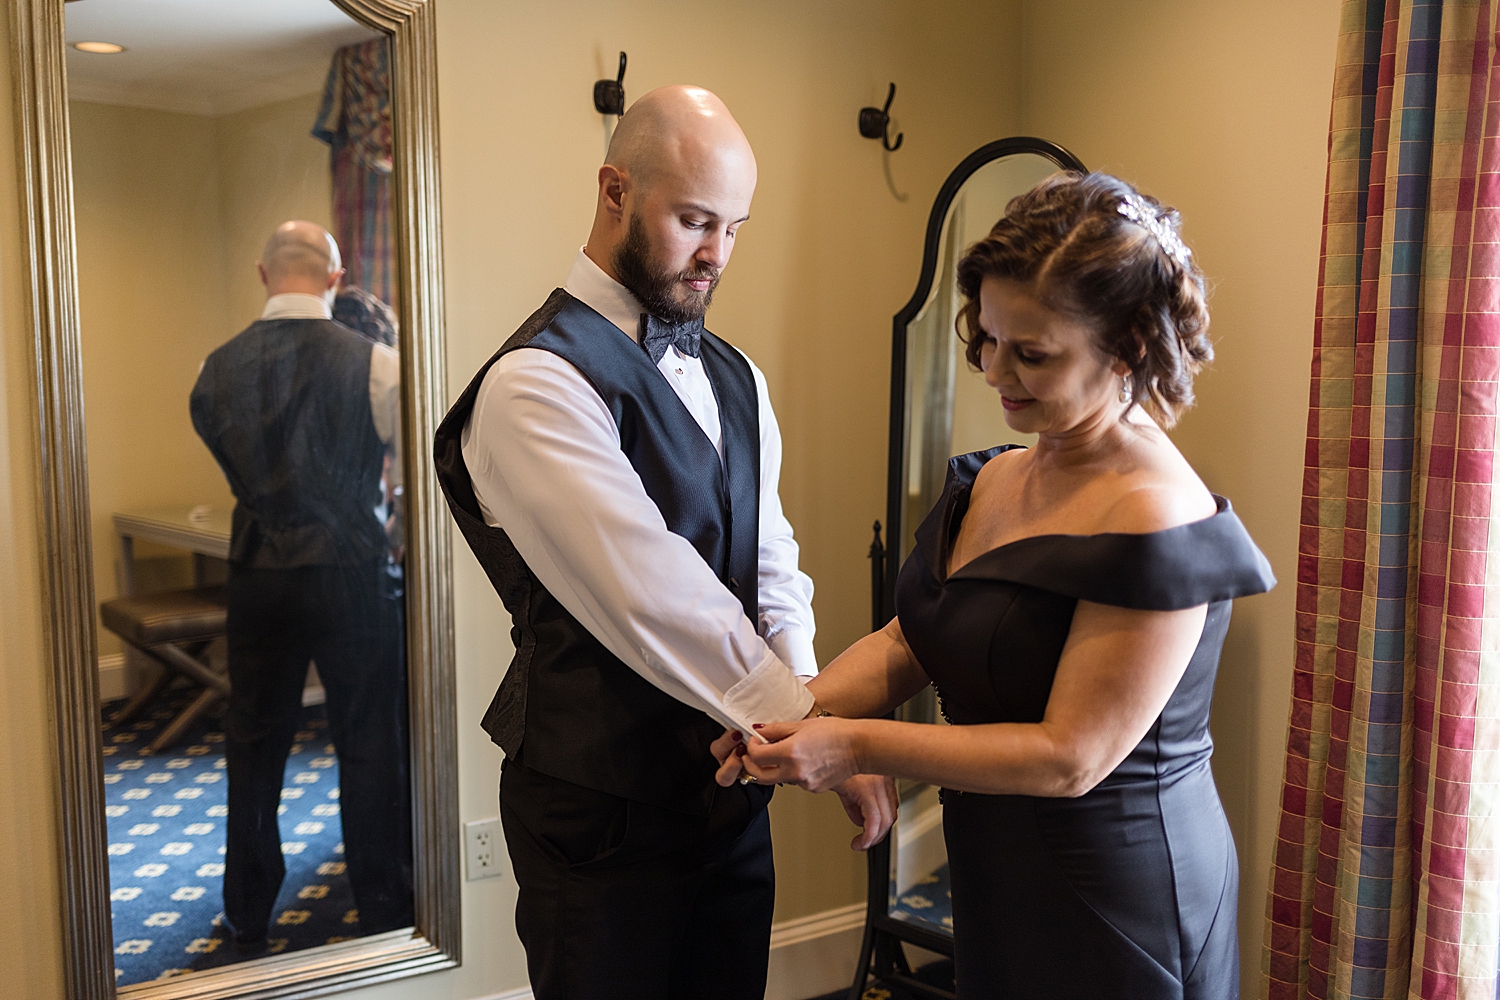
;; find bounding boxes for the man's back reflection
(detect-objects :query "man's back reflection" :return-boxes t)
[190,220,412,953]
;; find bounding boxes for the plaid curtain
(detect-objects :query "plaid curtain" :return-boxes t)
[1263,1,1500,997]
[312,37,396,312]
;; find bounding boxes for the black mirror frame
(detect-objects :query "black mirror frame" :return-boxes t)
[853,136,1086,1000]
[878,136,1086,623]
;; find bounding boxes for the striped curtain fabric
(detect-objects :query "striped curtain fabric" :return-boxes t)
[1263,1,1500,997]
[312,38,396,313]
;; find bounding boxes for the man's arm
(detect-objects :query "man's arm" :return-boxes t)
[461,348,816,734]
[369,343,402,488]
[745,359,817,679]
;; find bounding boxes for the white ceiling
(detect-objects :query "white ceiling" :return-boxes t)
[64,0,381,117]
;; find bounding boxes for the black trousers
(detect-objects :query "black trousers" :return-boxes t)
[500,760,776,1000]
[222,563,413,939]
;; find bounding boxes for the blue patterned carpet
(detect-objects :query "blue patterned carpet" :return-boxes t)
[812,959,956,1000]
[891,863,953,932]
[102,691,355,986]
[806,865,956,1000]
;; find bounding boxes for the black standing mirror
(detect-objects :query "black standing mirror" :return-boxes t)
[851,136,1086,1000]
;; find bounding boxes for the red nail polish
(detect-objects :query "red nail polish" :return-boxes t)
[752,724,764,730]
[731,731,742,742]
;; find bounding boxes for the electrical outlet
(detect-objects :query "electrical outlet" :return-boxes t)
[465,817,503,880]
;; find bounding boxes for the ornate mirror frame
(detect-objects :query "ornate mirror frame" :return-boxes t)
[8,0,459,996]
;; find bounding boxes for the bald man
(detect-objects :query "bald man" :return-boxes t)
[191,221,412,952]
[435,88,895,998]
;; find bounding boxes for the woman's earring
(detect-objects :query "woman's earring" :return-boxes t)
[1119,377,1132,405]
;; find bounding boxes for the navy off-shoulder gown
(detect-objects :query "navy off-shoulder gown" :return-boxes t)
[895,446,1275,999]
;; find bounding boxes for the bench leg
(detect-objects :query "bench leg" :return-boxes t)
[147,685,225,754]
[109,662,172,726]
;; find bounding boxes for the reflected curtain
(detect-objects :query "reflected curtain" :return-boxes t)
[1264,2,1500,998]
[313,37,395,311]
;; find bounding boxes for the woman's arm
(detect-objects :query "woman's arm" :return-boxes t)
[744,599,1208,797]
[804,617,933,719]
[710,617,925,793]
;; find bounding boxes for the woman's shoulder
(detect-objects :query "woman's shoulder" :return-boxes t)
[950,494,1276,611]
[1091,477,1218,537]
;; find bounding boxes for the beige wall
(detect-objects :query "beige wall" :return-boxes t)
[1019,1,1340,995]
[4,2,1027,996]
[69,93,332,656]
[0,1,1349,997]
[70,101,234,654]
[434,0,1024,962]
[214,93,334,327]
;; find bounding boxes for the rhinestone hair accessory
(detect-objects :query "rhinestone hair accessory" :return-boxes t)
[1116,193,1192,270]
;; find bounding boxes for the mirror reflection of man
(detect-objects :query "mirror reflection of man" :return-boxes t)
[190,221,412,953]
[434,87,897,999]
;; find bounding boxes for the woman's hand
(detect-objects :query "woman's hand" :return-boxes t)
[741,718,864,793]
[831,773,898,850]
[712,722,897,850]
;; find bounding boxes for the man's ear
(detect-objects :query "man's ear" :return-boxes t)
[257,262,269,287]
[598,164,626,221]
[326,267,345,292]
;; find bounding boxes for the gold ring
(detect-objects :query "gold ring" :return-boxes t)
[738,773,758,785]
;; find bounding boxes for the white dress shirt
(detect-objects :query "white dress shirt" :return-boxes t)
[460,249,817,735]
[260,292,402,485]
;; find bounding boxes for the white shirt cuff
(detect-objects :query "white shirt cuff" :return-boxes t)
[723,650,816,728]
[766,627,818,679]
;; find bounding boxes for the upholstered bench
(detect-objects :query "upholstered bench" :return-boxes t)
[101,586,229,754]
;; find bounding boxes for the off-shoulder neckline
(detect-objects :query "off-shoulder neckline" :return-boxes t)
[907,447,1275,610]
[941,486,1234,583]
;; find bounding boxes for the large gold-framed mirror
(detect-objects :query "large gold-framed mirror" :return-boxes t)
[10,0,457,996]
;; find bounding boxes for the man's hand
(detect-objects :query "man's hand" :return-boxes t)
[712,727,747,787]
[832,773,898,851]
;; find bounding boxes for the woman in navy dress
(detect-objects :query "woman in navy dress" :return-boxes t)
[725,172,1273,998]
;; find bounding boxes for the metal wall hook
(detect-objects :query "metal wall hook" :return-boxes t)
[594,51,627,117]
[858,82,903,152]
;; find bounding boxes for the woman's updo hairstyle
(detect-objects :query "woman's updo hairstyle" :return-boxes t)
[955,171,1211,428]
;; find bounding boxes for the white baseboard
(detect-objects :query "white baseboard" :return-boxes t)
[766,900,866,1000]
[100,652,326,708]
[896,801,945,896]
[473,989,534,1000]
[98,652,128,701]
[471,900,870,1000]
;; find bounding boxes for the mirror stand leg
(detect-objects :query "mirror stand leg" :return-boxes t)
[846,917,878,1000]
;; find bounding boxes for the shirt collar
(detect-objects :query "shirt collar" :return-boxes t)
[261,292,332,321]
[564,248,644,343]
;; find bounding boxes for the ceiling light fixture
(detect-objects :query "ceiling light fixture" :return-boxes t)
[71,41,126,54]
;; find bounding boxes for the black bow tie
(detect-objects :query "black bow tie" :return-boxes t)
[640,313,704,364]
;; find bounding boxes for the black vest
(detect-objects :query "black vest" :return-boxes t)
[434,290,763,814]
[190,317,386,569]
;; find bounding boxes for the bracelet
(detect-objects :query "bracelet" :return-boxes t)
[810,700,834,719]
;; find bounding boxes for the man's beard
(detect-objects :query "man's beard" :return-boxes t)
[612,214,719,324]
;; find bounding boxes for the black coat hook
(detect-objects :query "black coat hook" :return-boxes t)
[858,82,903,152]
[594,51,627,117]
